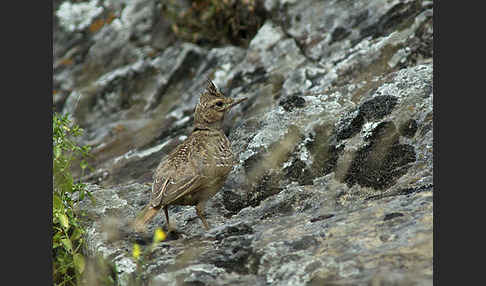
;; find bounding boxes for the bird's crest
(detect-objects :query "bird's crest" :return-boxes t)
[201,79,224,103]
[206,79,220,96]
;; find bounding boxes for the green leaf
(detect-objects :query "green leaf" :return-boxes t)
[65,175,73,194]
[53,231,62,243]
[54,145,62,159]
[70,227,83,241]
[53,194,63,212]
[59,214,69,230]
[79,190,85,201]
[73,253,85,274]
[61,238,73,253]
[80,159,88,170]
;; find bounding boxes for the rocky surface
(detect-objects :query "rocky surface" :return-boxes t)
[54,0,433,285]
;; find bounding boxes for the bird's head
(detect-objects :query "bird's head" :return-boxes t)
[194,80,247,130]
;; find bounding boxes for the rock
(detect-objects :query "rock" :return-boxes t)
[74,64,433,285]
[56,0,104,33]
[53,0,433,285]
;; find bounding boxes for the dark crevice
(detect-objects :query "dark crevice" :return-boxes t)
[310,214,335,223]
[365,184,433,201]
[359,1,423,41]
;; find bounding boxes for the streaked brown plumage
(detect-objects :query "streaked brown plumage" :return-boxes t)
[133,80,247,232]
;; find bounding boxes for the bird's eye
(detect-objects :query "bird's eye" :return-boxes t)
[215,101,224,108]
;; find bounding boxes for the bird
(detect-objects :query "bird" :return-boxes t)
[132,79,247,233]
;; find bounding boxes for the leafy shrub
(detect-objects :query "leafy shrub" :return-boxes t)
[162,0,268,47]
[53,113,92,285]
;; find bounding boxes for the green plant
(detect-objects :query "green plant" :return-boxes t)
[53,113,92,285]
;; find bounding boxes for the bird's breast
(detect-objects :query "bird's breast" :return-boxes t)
[203,134,234,175]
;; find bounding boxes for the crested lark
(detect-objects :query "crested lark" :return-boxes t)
[133,80,246,232]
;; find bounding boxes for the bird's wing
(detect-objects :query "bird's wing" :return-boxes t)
[149,133,211,207]
[150,173,203,207]
[150,176,170,207]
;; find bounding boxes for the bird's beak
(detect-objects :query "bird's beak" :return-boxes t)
[227,97,247,110]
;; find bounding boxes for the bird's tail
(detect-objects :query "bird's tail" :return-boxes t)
[132,205,160,232]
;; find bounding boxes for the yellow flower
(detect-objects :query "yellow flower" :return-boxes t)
[153,228,167,243]
[132,243,141,260]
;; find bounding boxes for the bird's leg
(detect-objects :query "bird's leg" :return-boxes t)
[163,206,175,233]
[196,202,209,230]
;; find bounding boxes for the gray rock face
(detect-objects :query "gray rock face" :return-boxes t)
[54,0,433,285]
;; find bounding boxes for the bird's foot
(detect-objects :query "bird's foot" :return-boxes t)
[165,228,186,240]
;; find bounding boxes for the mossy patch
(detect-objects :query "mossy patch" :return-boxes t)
[279,95,306,112]
[343,121,416,190]
[399,118,418,138]
[336,95,398,141]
